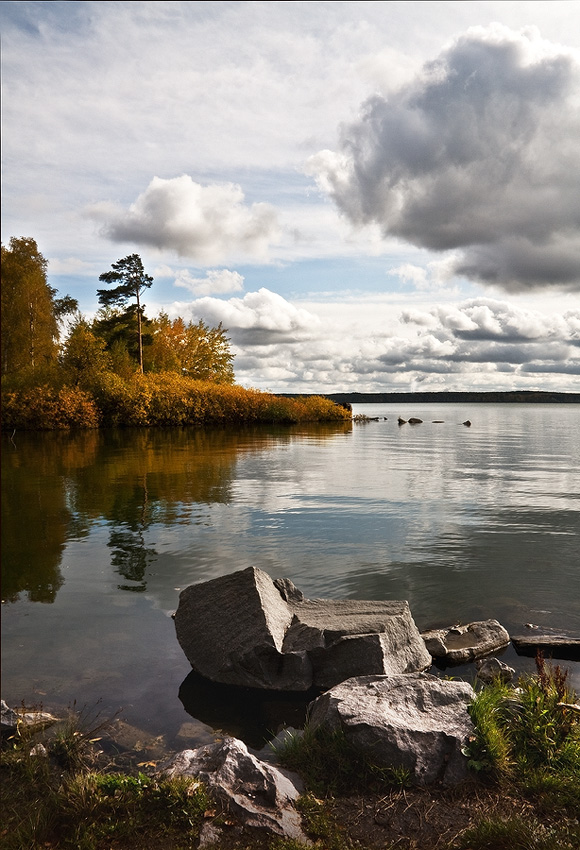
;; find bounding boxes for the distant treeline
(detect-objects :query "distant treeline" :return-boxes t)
[283,391,580,404]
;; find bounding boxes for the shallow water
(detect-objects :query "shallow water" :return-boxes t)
[2,403,579,749]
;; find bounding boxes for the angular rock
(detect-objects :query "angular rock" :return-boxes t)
[476,657,515,684]
[174,567,306,690]
[175,567,431,690]
[309,673,476,786]
[160,736,309,842]
[421,620,510,664]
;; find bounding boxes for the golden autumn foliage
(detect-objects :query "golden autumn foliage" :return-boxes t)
[1,386,100,430]
[1,373,350,430]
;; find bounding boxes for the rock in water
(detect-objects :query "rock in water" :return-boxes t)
[174,567,431,690]
[308,673,476,785]
[476,657,515,684]
[1,699,58,733]
[421,619,510,664]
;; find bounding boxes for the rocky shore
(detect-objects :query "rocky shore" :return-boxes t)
[4,566,579,848]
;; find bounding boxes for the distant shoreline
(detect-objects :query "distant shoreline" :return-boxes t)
[282,390,580,404]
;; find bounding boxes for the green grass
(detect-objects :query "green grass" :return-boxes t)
[465,655,580,797]
[459,654,580,848]
[2,658,578,850]
[454,814,580,850]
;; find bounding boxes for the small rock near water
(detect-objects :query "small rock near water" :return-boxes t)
[476,657,515,684]
[1,699,58,733]
[159,736,309,841]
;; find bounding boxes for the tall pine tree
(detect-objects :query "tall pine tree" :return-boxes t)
[97,254,153,374]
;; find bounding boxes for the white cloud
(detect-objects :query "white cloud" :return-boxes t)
[3,3,580,394]
[86,176,281,263]
[391,263,429,289]
[162,288,579,392]
[175,269,244,296]
[308,24,580,292]
[46,256,95,275]
[170,288,321,346]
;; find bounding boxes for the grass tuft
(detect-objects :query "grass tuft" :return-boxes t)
[454,814,580,850]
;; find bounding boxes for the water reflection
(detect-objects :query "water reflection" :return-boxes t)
[1,423,351,602]
[179,671,316,749]
[1,407,579,742]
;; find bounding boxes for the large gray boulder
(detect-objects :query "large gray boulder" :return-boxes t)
[422,620,510,664]
[308,673,476,786]
[174,567,432,691]
[160,736,309,842]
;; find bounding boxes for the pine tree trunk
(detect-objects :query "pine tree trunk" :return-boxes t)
[136,289,143,374]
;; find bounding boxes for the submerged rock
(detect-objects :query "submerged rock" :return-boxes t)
[422,620,510,664]
[309,673,475,786]
[476,657,515,684]
[174,567,431,691]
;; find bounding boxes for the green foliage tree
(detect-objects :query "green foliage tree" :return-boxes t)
[146,313,235,383]
[61,318,112,386]
[1,237,77,376]
[97,254,153,374]
[92,305,153,376]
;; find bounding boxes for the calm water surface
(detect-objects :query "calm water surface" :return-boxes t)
[2,403,579,750]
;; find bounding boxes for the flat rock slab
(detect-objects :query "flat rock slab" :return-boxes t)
[309,673,476,786]
[511,631,580,661]
[159,736,309,841]
[422,620,510,664]
[174,567,431,691]
[1,699,58,733]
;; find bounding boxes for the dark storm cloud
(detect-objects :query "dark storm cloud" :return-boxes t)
[308,25,580,292]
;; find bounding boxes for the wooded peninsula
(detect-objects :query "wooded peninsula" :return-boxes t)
[2,237,577,432]
[1,238,349,430]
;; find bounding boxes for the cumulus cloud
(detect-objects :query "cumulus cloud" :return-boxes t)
[175,268,244,296]
[87,175,280,263]
[397,298,579,373]
[431,298,572,342]
[173,287,321,346]
[166,288,578,392]
[307,24,580,292]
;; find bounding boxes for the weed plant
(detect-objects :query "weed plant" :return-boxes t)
[454,814,580,850]
[465,653,580,816]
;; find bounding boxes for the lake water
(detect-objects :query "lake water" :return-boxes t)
[2,403,579,752]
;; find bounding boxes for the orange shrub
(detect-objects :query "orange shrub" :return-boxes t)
[1,385,99,430]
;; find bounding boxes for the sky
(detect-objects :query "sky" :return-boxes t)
[2,0,580,394]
